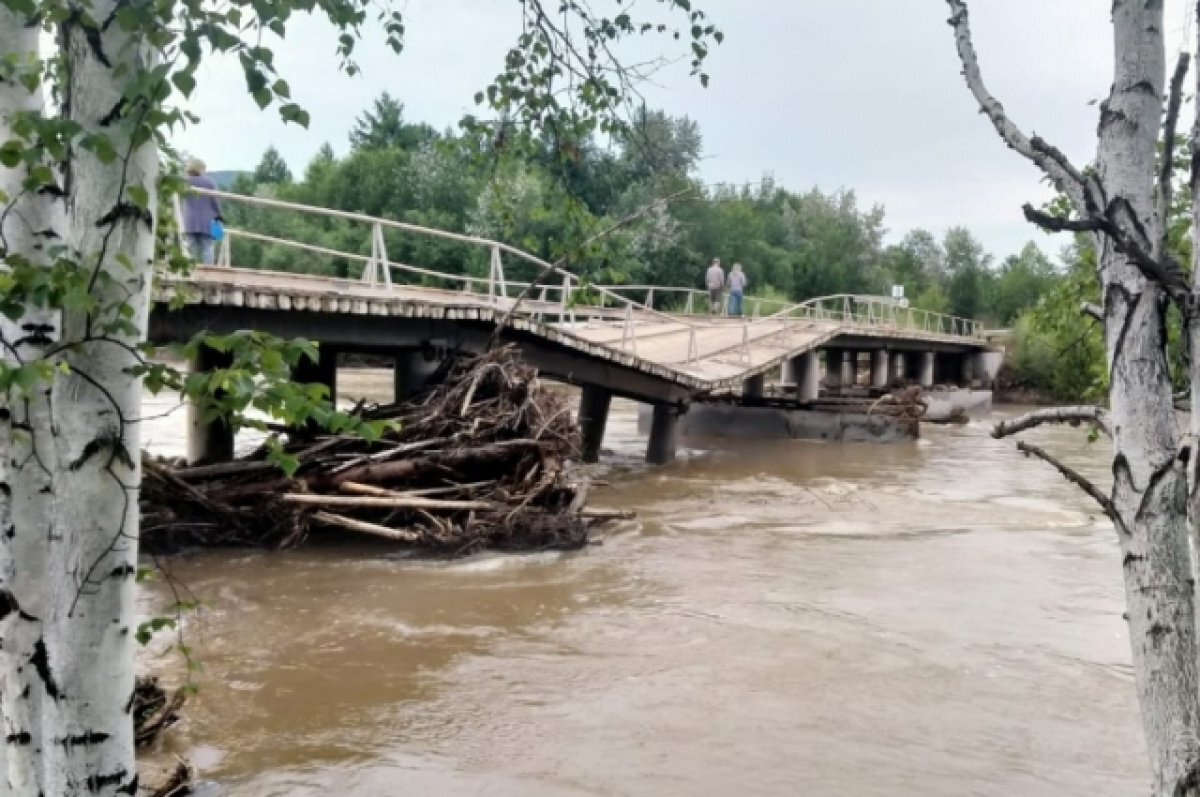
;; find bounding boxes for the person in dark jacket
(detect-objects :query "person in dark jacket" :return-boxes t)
[182,159,222,264]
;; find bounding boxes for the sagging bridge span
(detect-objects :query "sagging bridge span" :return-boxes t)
[152,189,995,464]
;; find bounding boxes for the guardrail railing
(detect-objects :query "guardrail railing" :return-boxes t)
[172,189,986,369]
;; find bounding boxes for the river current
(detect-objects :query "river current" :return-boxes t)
[138,370,1144,795]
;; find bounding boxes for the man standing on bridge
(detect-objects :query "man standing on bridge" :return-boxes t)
[705,258,725,315]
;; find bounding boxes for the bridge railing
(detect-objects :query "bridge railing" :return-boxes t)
[177,188,720,360]
[174,189,984,367]
[757,294,984,339]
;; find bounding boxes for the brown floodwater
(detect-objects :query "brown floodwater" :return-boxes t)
[138,370,1145,795]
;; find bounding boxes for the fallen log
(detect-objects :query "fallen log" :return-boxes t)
[282,493,500,512]
[311,511,422,543]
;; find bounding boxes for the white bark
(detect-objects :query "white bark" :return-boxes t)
[950,1,1200,793]
[0,11,61,796]
[1097,9,1200,794]
[36,6,158,795]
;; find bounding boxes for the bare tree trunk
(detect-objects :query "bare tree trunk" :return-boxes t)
[36,6,158,795]
[0,11,62,796]
[949,1,1200,792]
[1098,7,1200,795]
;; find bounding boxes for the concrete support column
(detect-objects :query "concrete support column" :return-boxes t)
[578,385,612,464]
[920,351,935,388]
[743,373,766,399]
[974,350,1003,389]
[824,349,843,390]
[889,352,906,385]
[187,345,235,465]
[796,352,820,401]
[842,351,857,387]
[293,344,339,404]
[870,350,889,389]
[960,353,974,386]
[291,344,339,436]
[646,404,682,465]
[394,348,440,402]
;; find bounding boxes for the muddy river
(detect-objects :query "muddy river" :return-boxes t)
[138,370,1144,795]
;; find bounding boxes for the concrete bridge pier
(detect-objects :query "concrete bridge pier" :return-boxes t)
[291,344,339,436]
[292,344,339,403]
[578,385,612,463]
[889,351,906,385]
[394,348,440,402]
[842,350,857,387]
[825,349,843,390]
[870,350,889,389]
[960,353,974,386]
[793,352,819,401]
[974,350,1003,389]
[920,351,935,388]
[646,404,682,464]
[743,373,766,399]
[186,345,235,465]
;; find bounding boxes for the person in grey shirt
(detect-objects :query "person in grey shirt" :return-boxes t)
[182,159,222,264]
[705,258,725,314]
[727,263,747,316]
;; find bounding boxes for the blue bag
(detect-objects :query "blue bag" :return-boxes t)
[210,219,224,241]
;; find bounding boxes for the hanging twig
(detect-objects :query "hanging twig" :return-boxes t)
[993,406,1112,439]
[1014,440,1114,517]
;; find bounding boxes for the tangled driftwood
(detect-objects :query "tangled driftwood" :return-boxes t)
[142,346,630,555]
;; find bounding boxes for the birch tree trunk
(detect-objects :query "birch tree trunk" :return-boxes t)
[1096,8,1200,794]
[949,1,1200,793]
[36,7,158,795]
[0,11,62,796]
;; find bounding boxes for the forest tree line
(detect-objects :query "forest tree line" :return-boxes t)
[216,93,1093,397]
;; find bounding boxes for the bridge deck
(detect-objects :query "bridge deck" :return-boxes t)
[157,265,989,398]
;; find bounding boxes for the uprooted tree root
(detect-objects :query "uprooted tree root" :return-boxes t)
[142,346,631,555]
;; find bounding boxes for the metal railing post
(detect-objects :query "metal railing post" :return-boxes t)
[646,287,655,311]
[621,302,637,354]
[688,327,698,364]
[685,292,694,315]
[217,233,232,268]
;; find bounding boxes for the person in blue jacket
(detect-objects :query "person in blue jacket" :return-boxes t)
[182,159,223,264]
[727,263,747,317]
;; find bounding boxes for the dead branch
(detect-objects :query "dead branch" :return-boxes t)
[945,0,1087,208]
[1080,301,1104,322]
[992,406,1112,439]
[1024,202,1195,314]
[311,511,422,543]
[1015,440,1114,517]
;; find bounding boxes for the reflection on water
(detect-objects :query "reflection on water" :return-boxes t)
[141,373,1143,796]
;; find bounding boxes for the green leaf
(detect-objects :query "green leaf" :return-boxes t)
[252,88,272,109]
[0,140,21,168]
[172,71,197,97]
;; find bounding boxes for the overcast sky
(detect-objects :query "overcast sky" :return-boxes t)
[174,0,1194,263]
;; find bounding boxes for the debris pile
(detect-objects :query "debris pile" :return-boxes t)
[142,346,629,555]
